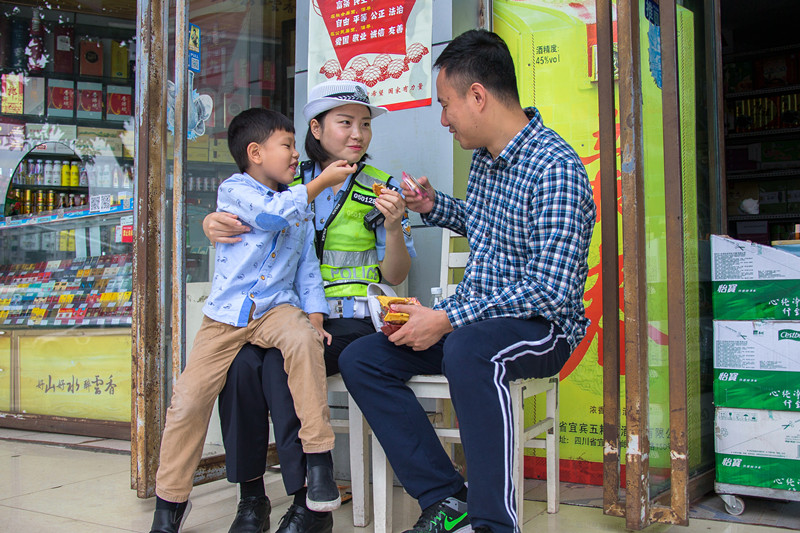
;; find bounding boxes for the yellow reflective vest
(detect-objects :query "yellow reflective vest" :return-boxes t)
[296,162,392,298]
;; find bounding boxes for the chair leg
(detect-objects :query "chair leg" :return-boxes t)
[371,433,393,533]
[512,383,525,527]
[348,394,371,527]
[546,379,560,514]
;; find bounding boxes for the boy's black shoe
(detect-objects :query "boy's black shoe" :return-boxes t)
[402,496,470,533]
[228,495,271,532]
[305,463,341,511]
[275,504,333,533]
[149,500,191,533]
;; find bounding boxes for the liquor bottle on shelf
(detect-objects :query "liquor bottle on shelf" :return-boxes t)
[53,24,74,74]
[28,8,45,73]
[9,16,26,71]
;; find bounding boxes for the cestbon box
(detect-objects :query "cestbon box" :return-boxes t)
[715,407,800,491]
[711,235,800,320]
[714,320,800,411]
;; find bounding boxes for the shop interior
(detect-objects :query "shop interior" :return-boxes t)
[722,0,800,245]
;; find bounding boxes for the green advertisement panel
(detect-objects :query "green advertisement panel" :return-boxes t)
[494,0,703,483]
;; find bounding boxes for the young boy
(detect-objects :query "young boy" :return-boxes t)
[150,108,356,533]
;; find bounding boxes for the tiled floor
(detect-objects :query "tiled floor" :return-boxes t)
[0,428,796,533]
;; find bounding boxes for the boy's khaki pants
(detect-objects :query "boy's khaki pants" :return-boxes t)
[155,304,333,502]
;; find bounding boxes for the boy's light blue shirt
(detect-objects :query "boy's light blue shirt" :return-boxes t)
[203,172,329,327]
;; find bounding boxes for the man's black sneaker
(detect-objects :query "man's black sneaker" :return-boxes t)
[402,496,470,533]
[275,504,333,533]
[149,500,191,533]
[228,495,271,532]
[306,463,341,511]
[472,527,492,533]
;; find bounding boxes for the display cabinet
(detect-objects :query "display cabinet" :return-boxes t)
[0,4,138,436]
[723,43,800,243]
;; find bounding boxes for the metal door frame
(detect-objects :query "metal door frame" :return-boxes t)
[132,0,225,497]
[596,0,705,528]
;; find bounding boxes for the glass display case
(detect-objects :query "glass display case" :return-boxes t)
[0,3,138,436]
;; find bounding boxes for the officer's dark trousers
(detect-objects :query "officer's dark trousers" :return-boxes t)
[218,317,375,496]
[338,317,571,533]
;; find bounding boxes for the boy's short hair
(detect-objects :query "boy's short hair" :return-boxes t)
[434,29,520,106]
[228,108,295,173]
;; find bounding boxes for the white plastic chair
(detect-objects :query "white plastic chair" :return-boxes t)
[326,374,371,526]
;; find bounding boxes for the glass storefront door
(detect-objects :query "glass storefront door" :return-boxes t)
[131,0,296,497]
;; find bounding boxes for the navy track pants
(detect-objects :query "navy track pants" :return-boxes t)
[338,317,570,533]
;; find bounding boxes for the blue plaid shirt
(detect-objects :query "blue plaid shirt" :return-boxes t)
[423,108,596,350]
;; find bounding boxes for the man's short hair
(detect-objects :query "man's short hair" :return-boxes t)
[228,108,295,173]
[434,29,520,106]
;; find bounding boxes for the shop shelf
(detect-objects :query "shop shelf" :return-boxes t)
[727,212,800,222]
[725,84,800,100]
[726,168,800,180]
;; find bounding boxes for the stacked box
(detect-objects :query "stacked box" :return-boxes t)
[715,408,800,491]
[711,235,800,320]
[712,235,800,491]
[714,320,800,411]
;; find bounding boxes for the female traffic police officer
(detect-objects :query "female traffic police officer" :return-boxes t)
[202,79,416,533]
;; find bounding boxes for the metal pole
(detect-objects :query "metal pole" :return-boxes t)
[132,0,170,498]
[617,0,651,528]
[597,0,623,516]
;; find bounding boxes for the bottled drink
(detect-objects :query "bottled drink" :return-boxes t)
[102,164,112,187]
[78,164,89,187]
[36,159,44,185]
[44,160,54,186]
[123,165,133,189]
[61,161,71,186]
[70,162,80,187]
[52,161,62,186]
[429,286,444,308]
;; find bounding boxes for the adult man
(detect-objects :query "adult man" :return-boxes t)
[338,29,596,533]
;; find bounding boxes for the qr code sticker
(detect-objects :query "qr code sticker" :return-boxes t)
[89,194,112,213]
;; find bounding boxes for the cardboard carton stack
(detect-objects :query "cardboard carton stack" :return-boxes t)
[711,235,800,493]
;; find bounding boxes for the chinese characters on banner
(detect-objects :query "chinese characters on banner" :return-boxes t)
[308,0,433,111]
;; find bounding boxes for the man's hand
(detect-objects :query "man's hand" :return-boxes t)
[387,304,453,350]
[203,212,250,244]
[400,175,436,214]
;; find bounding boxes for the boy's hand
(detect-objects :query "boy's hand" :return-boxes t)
[203,211,250,244]
[309,312,332,345]
[318,160,357,188]
[400,175,436,214]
